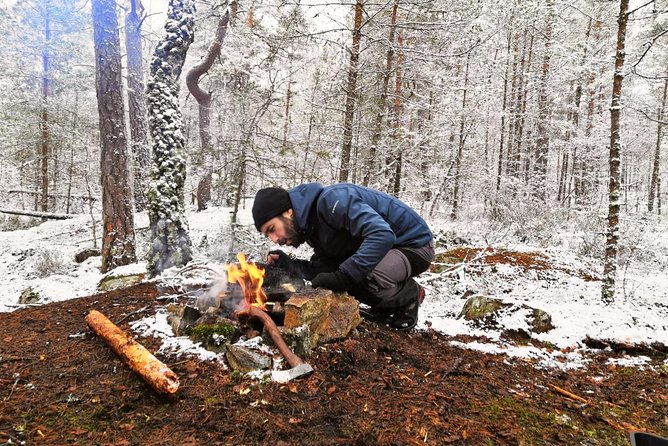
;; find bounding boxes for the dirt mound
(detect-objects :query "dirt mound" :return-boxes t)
[1,283,666,445]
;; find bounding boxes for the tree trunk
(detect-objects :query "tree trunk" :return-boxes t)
[562,19,592,206]
[125,0,151,212]
[339,0,364,183]
[532,0,553,201]
[513,29,534,183]
[40,7,50,213]
[496,32,512,192]
[92,0,137,273]
[363,0,398,187]
[231,146,246,225]
[146,0,195,277]
[602,0,629,304]
[186,2,236,211]
[451,52,471,220]
[648,75,668,212]
[66,92,78,214]
[390,30,404,196]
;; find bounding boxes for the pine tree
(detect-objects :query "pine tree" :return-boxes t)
[92,0,137,272]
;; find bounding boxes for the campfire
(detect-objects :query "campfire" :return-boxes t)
[165,252,362,383]
[225,252,268,309]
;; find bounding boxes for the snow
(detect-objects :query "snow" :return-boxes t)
[2,204,668,369]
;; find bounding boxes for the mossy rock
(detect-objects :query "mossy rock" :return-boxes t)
[19,287,41,305]
[458,295,510,321]
[98,273,145,292]
[528,308,554,334]
[188,323,239,351]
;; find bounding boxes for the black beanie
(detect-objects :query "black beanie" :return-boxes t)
[252,187,292,231]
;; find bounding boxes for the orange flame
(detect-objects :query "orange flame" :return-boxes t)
[226,252,267,309]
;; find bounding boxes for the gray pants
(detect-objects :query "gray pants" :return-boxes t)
[350,240,435,310]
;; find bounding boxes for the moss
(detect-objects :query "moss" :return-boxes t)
[188,323,236,346]
[204,396,225,406]
[60,406,109,432]
[480,397,559,445]
[230,369,244,383]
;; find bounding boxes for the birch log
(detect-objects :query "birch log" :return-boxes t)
[85,310,179,394]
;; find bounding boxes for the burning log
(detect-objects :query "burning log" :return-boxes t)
[85,310,180,394]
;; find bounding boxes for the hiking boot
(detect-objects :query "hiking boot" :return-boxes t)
[387,282,425,331]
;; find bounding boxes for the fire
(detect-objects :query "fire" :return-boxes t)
[226,252,267,309]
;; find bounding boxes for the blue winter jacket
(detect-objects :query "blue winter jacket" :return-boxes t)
[287,183,433,282]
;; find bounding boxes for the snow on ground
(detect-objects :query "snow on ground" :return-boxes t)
[2,203,667,369]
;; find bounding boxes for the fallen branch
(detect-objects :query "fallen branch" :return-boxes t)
[549,384,588,404]
[85,310,179,394]
[0,208,74,220]
[604,417,640,432]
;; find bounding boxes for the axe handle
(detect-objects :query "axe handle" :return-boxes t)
[240,305,304,368]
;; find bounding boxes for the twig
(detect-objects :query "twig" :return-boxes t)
[549,384,588,404]
[114,306,150,325]
[604,417,640,432]
[4,373,20,401]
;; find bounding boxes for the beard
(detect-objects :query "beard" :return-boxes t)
[277,215,302,247]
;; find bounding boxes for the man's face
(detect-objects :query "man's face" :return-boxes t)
[260,209,301,247]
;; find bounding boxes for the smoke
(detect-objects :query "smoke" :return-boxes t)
[193,276,246,316]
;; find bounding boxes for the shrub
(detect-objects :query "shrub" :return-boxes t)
[34,249,67,277]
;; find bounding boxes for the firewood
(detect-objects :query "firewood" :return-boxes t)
[85,310,179,394]
[549,384,588,404]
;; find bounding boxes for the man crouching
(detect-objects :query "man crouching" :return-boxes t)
[252,183,435,331]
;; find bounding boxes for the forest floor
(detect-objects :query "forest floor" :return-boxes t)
[1,282,667,446]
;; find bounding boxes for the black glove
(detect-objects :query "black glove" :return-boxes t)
[311,270,350,292]
[267,250,294,270]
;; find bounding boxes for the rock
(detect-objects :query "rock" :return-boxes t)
[284,290,361,349]
[74,248,100,263]
[501,328,532,345]
[459,296,554,335]
[458,295,510,321]
[98,273,145,292]
[166,305,203,336]
[528,308,554,334]
[224,344,272,373]
[19,287,40,305]
[264,325,312,358]
[189,320,239,352]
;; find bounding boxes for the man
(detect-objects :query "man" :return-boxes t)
[251,183,434,331]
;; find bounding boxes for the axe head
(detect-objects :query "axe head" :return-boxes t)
[271,362,313,383]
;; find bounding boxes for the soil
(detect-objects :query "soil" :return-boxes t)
[1,282,667,445]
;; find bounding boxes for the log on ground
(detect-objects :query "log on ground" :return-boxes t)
[85,309,179,394]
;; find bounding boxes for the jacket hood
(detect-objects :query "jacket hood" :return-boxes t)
[288,183,324,239]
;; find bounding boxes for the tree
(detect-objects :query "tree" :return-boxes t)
[602,0,630,304]
[186,1,237,211]
[39,0,51,213]
[363,0,399,187]
[146,0,195,276]
[125,0,150,212]
[92,0,137,272]
[339,0,364,183]
[532,0,553,202]
[648,75,668,213]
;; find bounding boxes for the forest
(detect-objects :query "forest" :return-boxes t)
[1,0,667,295]
[1,0,668,444]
